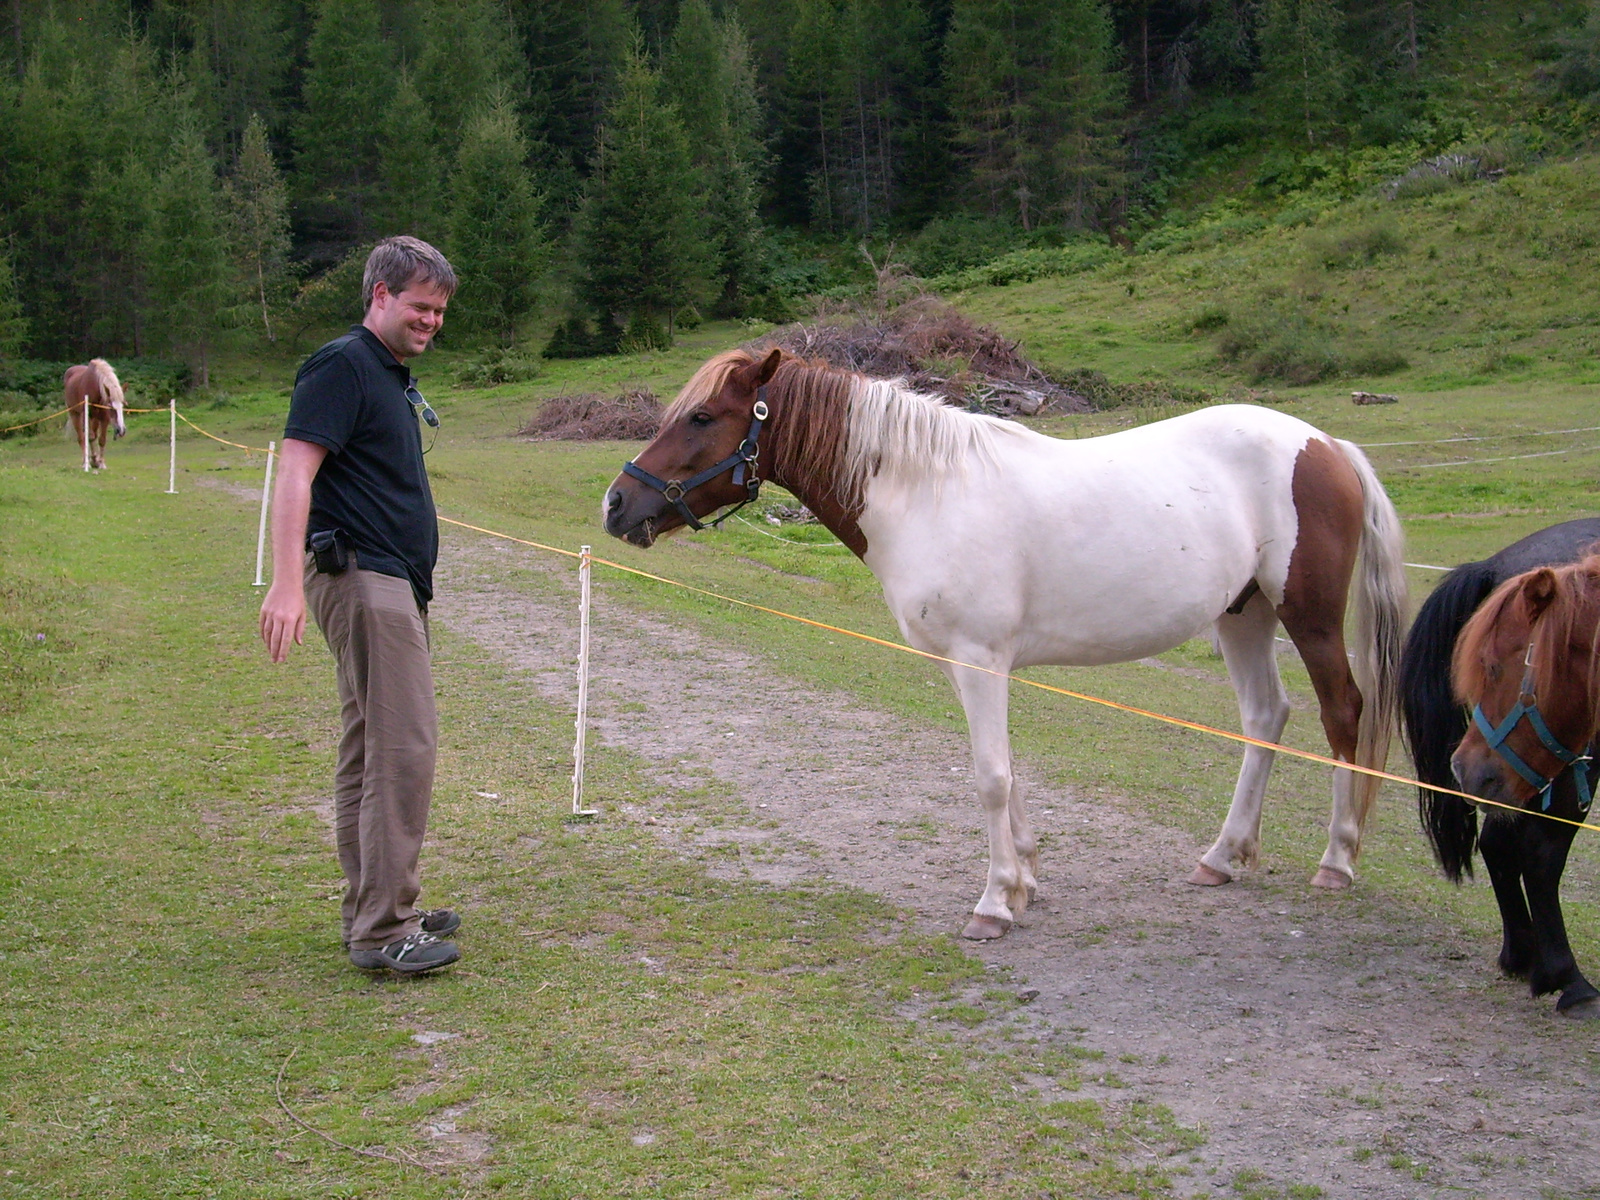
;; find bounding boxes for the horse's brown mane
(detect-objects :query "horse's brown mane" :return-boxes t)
[1454,553,1600,722]
[667,347,1009,511]
[665,349,866,509]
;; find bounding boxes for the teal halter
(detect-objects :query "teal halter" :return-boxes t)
[1470,644,1594,814]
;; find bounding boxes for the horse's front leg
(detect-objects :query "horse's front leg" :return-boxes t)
[1196,599,1290,884]
[945,660,1026,940]
[1478,813,1536,980]
[1515,814,1600,1017]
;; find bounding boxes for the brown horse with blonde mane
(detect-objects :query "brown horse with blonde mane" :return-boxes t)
[1451,554,1600,1017]
[62,358,127,470]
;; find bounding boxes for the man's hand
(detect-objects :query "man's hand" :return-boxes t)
[260,577,306,663]
[259,438,329,663]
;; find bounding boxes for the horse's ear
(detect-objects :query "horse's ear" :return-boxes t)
[754,347,782,386]
[1522,567,1559,619]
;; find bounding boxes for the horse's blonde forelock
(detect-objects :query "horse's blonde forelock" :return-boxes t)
[89,358,124,406]
[663,349,756,426]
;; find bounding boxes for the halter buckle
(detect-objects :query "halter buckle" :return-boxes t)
[662,482,685,502]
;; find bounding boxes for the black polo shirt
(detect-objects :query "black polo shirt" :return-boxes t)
[285,325,437,607]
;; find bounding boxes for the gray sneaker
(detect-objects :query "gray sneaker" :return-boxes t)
[419,908,461,937]
[349,932,461,974]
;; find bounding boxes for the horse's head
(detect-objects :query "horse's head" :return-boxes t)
[602,347,782,547]
[1451,560,1600,810]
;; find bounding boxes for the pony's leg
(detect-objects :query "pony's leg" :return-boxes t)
[93,415,107,469]
[1515,815,1600,1015]
[943,659,1024,940]
[1278,602,1365,889]
[1194,593,1290,884]
[1478,813,1536,979]
[1008,775,1039,902]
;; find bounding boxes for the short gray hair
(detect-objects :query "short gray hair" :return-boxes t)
[361,236,458,309]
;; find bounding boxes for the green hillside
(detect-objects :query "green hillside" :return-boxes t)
[955,148,1600,396]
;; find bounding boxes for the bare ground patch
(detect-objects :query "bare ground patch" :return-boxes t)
[429,529,1600,1200]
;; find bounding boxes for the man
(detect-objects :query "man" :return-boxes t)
[260,236,461,974]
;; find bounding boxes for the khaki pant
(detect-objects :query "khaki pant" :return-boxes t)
[305,557,437,951]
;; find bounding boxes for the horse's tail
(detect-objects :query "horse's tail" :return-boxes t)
[1400,558,1496,882]
[1336,439,1409,842]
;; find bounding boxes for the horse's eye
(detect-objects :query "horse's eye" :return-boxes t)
[690,412,713,427]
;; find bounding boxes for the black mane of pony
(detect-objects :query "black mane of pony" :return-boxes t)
[1401,559,1499,882]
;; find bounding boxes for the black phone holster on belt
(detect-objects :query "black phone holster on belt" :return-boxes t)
[308,528,349,575]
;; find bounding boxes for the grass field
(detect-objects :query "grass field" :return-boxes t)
[6,151,1600,1197]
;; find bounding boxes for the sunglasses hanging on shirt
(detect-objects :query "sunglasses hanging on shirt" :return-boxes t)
[406,382,440,454]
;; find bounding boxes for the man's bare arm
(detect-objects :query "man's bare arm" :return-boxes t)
[259,438,329,663]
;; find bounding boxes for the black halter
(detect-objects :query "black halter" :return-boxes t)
[1471,643,1594,814]
[621,387,769,532]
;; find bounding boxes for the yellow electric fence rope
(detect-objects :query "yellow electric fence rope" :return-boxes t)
[436,515,1600,836]
[0,405,72,433]
[173,410,271,455]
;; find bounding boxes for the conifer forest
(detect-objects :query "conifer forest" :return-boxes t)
[0,1,1596,373]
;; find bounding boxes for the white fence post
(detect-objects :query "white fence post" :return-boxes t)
[165,400,177,494]
[253,441,276,587]
[571,544,598,818]
[81,397,90,472]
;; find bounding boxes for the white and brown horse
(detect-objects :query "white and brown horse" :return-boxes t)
[603,349,1408,938]
[63,358,126,470]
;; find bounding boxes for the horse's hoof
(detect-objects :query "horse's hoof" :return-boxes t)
[1310,866,1353,890]
[1558,997,1600,1020]
[1187,863,1231,887]
[961,914,1012,940]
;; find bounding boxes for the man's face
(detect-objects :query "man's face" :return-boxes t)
[366,278,451,361]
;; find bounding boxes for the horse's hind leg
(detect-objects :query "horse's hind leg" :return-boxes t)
[1195,592,1290,884]
[944,658,1026,939]
[1276,483,1367,888]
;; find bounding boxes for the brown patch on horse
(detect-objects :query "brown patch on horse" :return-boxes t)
[1277,437,1366,764]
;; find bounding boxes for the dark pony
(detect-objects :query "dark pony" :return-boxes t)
[1419,540,1600,1017]
[1401,519,1600,879]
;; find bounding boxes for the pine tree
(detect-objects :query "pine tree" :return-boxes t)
[145,117,235,386]
[413,0,524,151]
[372,69,445,241]
[945,0,1125,230]
[576,45,709,344]
[294,0,392,256]
[0,236,29,358]
[1039,0,1126,229]
[512,0,631,206]
[227,112,293,343]
[1259,0,1348,147]
[447,99,549,346]
[664,0,768,315]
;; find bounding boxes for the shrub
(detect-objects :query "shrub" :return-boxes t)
[1189,305,1230,332]
[900,214,1033,277]
[1346,346,1409,376]
[542,314,622,359]
[1217,309,1343,385]
[1052,367,1209,410]
[453,347,542,387]
[929,239,1118,290]
[1309,223,1406,269]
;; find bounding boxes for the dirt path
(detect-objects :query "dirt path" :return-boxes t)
[432,530,1600,1200]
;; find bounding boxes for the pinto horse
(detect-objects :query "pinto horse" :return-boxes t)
[603,349,1408,939]
[1444,553,1600,1017]
[62,358,126,470]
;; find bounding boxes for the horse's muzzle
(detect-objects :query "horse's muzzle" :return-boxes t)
[602,486,659,548]
[1452,747,1519,807]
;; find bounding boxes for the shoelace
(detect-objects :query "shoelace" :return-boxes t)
[390,932,441,960]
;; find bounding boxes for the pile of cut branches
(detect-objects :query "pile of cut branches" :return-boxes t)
[518,389,662,440]
[748,295,1090,416]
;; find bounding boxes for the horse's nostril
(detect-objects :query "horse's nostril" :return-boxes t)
[606,490,621,513]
